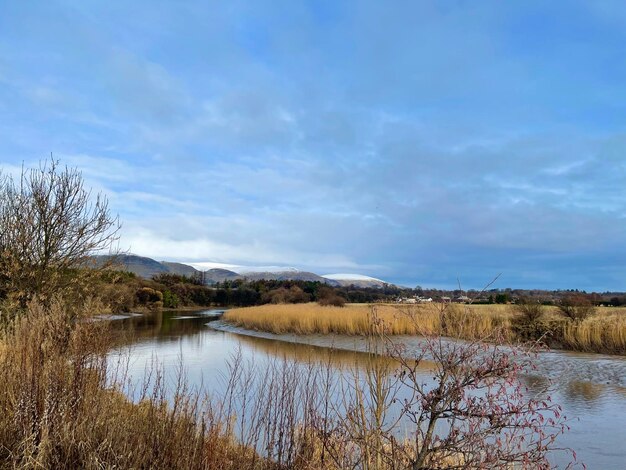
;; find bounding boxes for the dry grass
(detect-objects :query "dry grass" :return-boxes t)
[0,298,575,469]
[225,303,512,341]
[561,312,626,353]
[225,303,626,354]
[0,300,272,470]
[0,299,467,469]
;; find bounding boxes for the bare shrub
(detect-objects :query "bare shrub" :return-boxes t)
[0,160,119,308]
[349,306,576,469]
[264,285,311,304]
[317,287,346,307]
[558,294,595,322]
[514,297,545,323]
[511,297,547,341]
[318,295,346,307]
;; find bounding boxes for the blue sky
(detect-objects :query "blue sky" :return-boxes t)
[1,1,625,290]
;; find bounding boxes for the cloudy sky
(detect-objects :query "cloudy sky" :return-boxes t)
[1,1,625,290]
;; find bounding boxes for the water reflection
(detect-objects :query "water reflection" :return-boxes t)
[108,310,626,469]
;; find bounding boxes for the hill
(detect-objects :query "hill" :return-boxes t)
[204,268,242,284]
[96,255,390,288]
[97,255,199,279]
[161,261,199,277]
[242,270,340,286]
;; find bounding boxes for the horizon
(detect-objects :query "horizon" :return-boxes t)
[2,2,626,291]
[116,253,622,292]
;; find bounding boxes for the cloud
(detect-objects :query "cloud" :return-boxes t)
[1,0,626,290]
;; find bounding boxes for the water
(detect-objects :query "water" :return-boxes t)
[107,309,626,469]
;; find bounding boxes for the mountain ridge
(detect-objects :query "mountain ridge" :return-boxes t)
[95,254,390,288]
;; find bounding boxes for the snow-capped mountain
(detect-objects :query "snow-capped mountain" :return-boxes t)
[322,273,389,288]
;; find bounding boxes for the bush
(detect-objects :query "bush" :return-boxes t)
[136,287,163,310]
[163,289,180,309]
[318,295,346,307]
[263,286,311,304]
[510,297,546,341]
[559,294,595,322]
[514,297,544,323]
[0,160,119,308]
[316,286,346,307]
[96,282,137,313]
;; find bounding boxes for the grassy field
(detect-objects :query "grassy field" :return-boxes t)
[224,303,626,354]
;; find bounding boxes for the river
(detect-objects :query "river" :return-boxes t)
[107,309,626,469]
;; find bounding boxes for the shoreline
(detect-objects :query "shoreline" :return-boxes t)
[209,320,626,388]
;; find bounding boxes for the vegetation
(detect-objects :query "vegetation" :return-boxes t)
[558,294,596,322]
[76,264,626,322]
[560,313,626,352]
[0,300,267,469]
[317,286,346,307]
[0,299,575,469]
[225,303,626,354]
[0,160,119,309]
[0,159,580,468]
[225,303,511,339]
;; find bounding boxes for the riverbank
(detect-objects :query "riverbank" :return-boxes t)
[209,319,626,388]
[0,303,267,470]
[112,309,626,468]
[3,303,578,469]
[224,303,626,355]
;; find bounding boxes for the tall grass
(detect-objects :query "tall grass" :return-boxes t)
[561,313,626,354]
[224,303,512,340]
[0,299,573,468]
[0,300,264,469]
[224,303,626,354]
[0,300,444,469]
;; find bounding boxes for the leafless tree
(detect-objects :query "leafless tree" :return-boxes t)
[558,295,595,322]
[0,159,120,308]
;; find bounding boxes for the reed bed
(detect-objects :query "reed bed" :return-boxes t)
[560,313,626,354]
[225,303,626,354]
[224,303,513,341]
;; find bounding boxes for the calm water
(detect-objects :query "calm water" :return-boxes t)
[107,309,626,469]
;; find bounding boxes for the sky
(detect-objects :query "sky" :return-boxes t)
[1,1,625,291]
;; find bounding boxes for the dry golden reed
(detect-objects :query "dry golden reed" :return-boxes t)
[224,303,512,341]
[0,301,266,470]
[225,303,626,354]
[561,313,626,353]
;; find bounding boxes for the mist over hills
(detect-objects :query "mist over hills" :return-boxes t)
[98,254,390,288]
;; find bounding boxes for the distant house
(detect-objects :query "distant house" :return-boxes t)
[455,295,471,303]
[441,296,451,303]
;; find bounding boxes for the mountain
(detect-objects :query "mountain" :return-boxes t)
[161,261,199,277]
[322,273,389,289]
[98,254,199,279]
[204,268,241,284]
[242,270,340,286]
[97,255,390,288]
